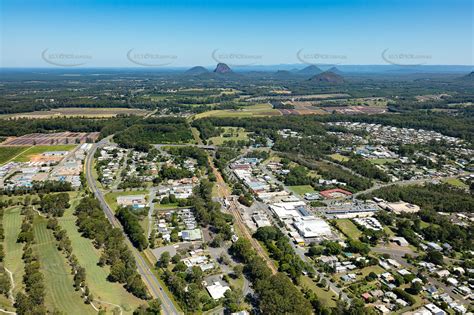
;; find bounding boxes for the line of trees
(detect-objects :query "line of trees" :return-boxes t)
[0,180,72,196]
[15,207,46,315]
[74,197,148,299]
[116,207,148,251]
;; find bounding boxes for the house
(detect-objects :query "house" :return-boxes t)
[396,299,408,307]
[398,269,411,276]
[424,303,446,315]
[375,304,390,314]
[427,242,443,251]
[206,281,230,300]
[385,291,397,300]
[387,259,401,268]
[436,270,450,278]
[446,277,458,286]
[391,236,410,247]
[361,292,371,301]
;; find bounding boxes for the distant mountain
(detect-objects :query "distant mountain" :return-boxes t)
[460,71,474,80]
[274,70,294,78]
[297,65,323,75]
[185,66,209,75]
[326,66,343,75]
[213,63,232,74]
[308,71,344,84]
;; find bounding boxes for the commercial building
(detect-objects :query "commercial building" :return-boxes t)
[117,195,146,209]
[293,217,332,239]
[181,229,202,241]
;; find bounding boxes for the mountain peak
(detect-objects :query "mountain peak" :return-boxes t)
[185,66,209,75]
[214,63,232,74]
[298,65,323,75]
[308,71,344,84]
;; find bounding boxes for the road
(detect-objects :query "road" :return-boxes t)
[154,143,216,151]
[85,137,180,315]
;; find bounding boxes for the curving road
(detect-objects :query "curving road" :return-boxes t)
[85,137,180,315]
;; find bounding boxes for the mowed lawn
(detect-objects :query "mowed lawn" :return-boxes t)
[13,145,77,162]
[194,103,281,119]
[208,127,249,145]
[442,177,469,189]
[3,207,24,308]
[299,276,337,307]
[288,185,316,196]
[33,216,95,315]
[329,153,349,162]
[58,207,143,314]
[0,146,31,165]
[335,219,362,239]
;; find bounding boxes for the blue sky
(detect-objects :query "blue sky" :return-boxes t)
[1,0,472,67]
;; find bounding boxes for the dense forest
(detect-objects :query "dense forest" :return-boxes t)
[114,117,193,151]
[360,183,474,213]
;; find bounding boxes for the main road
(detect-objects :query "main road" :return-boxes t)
[85,137,180,315]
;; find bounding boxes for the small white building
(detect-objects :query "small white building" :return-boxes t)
[206,282,230,300]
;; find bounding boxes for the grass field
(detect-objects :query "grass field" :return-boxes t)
[442,178,469,189]
[208,127,249,145]
[58,205,143,314]
[335,219,363,239]
[329,153,350,162]
[369,158,397,165]
[194,103,281,119]
[13,144,77,162]
[299,276,337,307]
[3,207,25,306]
[288,185,316,195]
[0,107,150,119]
[104,190,148,212]
[33,215,95,315]
[0,146,31,165]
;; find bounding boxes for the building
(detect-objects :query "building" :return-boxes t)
[293,216,332,240]
[320,202,379,218]
[424,303,446,315]
[181,229,202,241]
[381,201,420,214]
[252,214,272,228]
[269,201,307,220]
[206,282,230,300]
[117,195,146,209]
[391,236,410,247]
